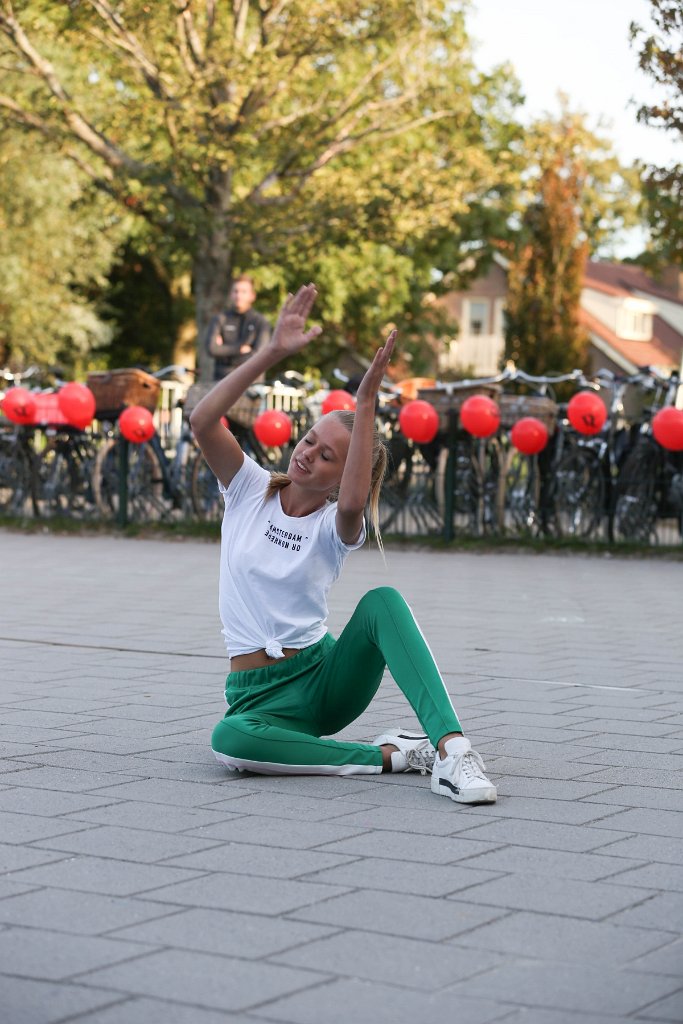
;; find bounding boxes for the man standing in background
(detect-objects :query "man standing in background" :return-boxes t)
[205,275,271,381]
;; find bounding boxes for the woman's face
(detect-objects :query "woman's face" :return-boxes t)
[287,415,350,495]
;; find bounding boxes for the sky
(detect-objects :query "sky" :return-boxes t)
[468,0,680,252]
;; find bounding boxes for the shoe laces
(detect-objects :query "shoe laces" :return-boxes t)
[458,749,488,781]
[405,747,436,775]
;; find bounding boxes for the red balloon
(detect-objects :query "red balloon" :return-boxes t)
[321,390,356,415]
[32,393,68,425]
[460,395,501,438]
[511,416,549,455]
[58,382,96,430]
[652,406,683,451]
[253,409,292,447]
[119,405,155,443]
[399,399,440,443]
[2,387,36,425]
[567,391,607,435]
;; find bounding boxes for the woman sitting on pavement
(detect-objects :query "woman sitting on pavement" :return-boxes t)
[190,284,496,804]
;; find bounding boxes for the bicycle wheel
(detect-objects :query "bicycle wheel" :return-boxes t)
[612,445,658,543]
[551,446,604,539]
[503,449,541,536]
[190,449,223,522]
[0,434,37,515]
[37,437,97,518]
[436,436,503,537]
[93,438,167,522]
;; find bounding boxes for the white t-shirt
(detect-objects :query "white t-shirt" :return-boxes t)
[217,455,366,658]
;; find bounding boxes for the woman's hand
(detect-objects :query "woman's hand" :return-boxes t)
[270,284,323,357]
[355,329,397,405]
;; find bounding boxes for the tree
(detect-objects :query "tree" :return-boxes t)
[0,1,522,376]
[504,155,589,376]
[0,130,120,371]
[631,0,683,265]
[502,102,641,376]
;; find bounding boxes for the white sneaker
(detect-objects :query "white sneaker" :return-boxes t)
[431,736,497,803]
[373,730,436,775]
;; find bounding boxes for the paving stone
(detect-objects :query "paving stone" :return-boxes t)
[314,830,500,864]
[0,887,186,935]
[450,871,657,920]
[0,787,116,817]
[182,814,367,849]
[595,833,683,864]
[287,888,507,940]
[109,906,337,958]
[0,925,155,981]
[328,803,500,836]
[604,862,683,892]
[0,765,143,793]
[607,893,683,931]
[2,536,683,1023]
[635,988,683,1022]
[628,937,683,977]
[31,824,221,864]
[89,777,256,806]
[68,997,256,1023]
[303,856,502,896]
[271,928,506,989]
[449,960,681,1015]
[10,855,203,896]
[0,976,122,1024]
[0,810,95,845]
[457,844,645,881]
[453,910,676,965]
[143,871,353,915]
[453,818,634,853]
[198,789,377,821]
[251,978,524,1024]
[63,800,241,834]
[586,807,683,838]
[78,948,328,1013]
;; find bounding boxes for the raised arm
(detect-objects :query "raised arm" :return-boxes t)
[190,285,322,489]
[336,330,396,545]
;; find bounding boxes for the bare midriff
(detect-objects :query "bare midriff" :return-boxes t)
[230,647,303,672]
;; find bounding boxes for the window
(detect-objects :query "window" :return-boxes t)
[467,300,489,336]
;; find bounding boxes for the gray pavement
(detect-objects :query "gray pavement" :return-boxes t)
[0,530,682,1023]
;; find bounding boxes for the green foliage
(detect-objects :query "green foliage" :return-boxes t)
[504,153,590,376]
[0,133,121,372]
[631,0,683,265]
[513,102,641,255]
[0,0,525,374]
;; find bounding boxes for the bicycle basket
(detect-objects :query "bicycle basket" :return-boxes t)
[86,369,160,419]
[183,383,261,429]
[498,395,558,431]
[417,383,502,431]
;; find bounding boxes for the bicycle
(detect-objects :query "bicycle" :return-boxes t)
[0,366,42,517]
[495,368,582,538]
[612,369,683,544]
[423,370,515,539]
[92,366,200,524]
[546,368,651,541]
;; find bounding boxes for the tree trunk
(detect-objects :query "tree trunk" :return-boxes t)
[193,183,233,381]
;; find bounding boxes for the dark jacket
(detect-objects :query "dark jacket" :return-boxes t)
[205,308,271,380]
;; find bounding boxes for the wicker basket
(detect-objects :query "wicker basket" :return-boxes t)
[86,369,160,419]
[183,383,261,429]
[498,394,558,431]
[417,383,503,431]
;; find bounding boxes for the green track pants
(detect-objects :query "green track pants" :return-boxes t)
[211,586,462,776]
